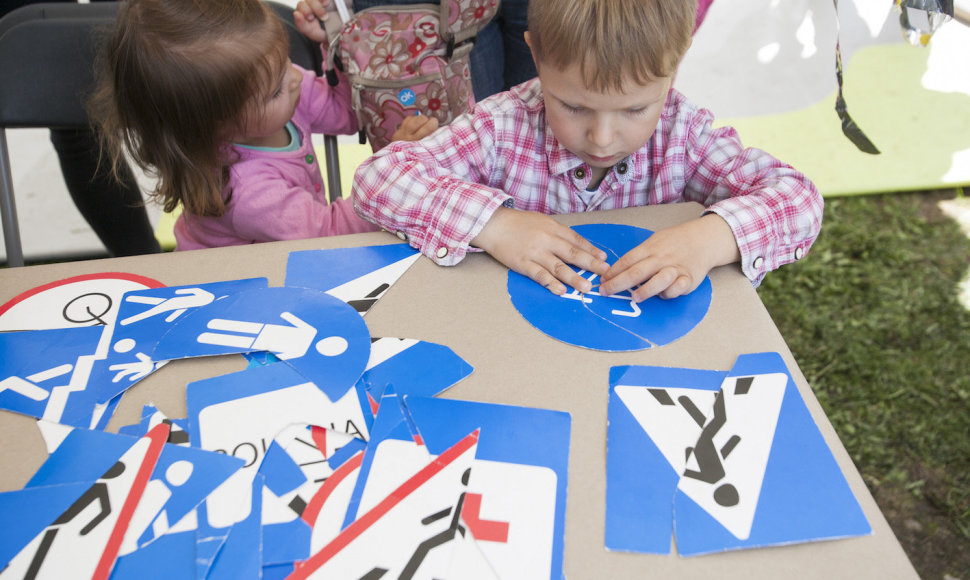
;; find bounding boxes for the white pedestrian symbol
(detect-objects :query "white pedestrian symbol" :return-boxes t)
[120,288,215,326]
[197,312,340,360]
[0,364,73,401]
[560,271,641,317]
[108,353,156,383]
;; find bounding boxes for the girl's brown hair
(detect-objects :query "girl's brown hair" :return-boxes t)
[527,0,696,93]
[90,0,289,217]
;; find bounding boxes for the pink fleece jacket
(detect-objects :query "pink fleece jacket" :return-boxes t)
[174,66,379,251]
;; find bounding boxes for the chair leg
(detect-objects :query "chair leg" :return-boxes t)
[324,134,342,203]
[0,131,25,267]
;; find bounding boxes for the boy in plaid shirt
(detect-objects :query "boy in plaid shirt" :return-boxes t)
[353,0,822,302]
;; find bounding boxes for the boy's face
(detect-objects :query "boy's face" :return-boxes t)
[537,60,671,179]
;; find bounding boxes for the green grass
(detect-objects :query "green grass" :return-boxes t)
[757,189,970,575]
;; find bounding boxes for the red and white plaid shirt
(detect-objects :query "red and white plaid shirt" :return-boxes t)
[353,79,822,284]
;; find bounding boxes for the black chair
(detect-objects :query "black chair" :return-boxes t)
[0,3,111,266]
[0,1,344,267]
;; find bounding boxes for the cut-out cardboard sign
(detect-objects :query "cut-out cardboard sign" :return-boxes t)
[154,286,371,402]
[185,361,372,569]
[326,392,569,580]
[405,396,569,580]
[258,424,361,571]
[285,243,420,315]
[113,410,246,552]
[301,443,366,557]
[605,353,871,556]
[0,273,163,332]
[1,423,169,579]
[356,337,474,426]
[117,405,190,447]
[18,419,242,575]
[0,482,93,571]
[290,428,482,579]
[90,278,268,404]
[0,326,113,428]
[110,527,196,580]
[508,223,712,351]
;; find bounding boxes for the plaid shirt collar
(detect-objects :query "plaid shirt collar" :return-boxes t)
[532,84,648,188]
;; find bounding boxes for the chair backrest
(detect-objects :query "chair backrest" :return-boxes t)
[0,1,320,126]
[0,2,118,267]
[0,1,342,267]
[0,3,115,129]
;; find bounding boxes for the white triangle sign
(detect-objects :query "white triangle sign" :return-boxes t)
[616,372,788,540]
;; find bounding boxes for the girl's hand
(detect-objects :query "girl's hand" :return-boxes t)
[391,115,439,142]
[598,214,741,302]
[294,0,331,44]
[472,207,610,295]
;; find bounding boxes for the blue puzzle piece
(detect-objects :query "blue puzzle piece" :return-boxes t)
[508,223,711,351]
[154,286,371,401]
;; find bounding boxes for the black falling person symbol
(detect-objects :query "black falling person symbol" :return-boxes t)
[680,377,754,507]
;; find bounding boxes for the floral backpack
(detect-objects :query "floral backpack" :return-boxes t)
[328,0,499,151]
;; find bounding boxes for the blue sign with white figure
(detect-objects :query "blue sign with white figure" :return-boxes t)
[91,278,268,403]
[507,223,712,351]
[153,286,371,401]
[0,326,105,427]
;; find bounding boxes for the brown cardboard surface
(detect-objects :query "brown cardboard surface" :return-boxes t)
[0,203,917,578]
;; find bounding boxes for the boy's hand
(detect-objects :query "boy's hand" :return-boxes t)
[472,207,609,295]
[599,214,740,302]
[294,0,331,44]
[391,115,439,142]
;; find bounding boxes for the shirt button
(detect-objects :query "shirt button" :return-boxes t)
[396,231,408,241]
[305,154,314,164]
[753,256,765,270]
[616,162,628,175]
[794,246,804,260]
[436,247,448,259]
[574,168,586,180]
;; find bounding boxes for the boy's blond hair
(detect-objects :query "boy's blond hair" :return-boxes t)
[527,0,696,92]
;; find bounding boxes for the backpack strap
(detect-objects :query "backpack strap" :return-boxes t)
[438,0,500,48]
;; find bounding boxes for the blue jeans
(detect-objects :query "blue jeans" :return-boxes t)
[351,0,536,100]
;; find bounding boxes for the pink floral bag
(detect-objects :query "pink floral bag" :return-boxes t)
[328,0,499,151]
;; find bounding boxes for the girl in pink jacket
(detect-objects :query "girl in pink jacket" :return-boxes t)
[92,0,434,250]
